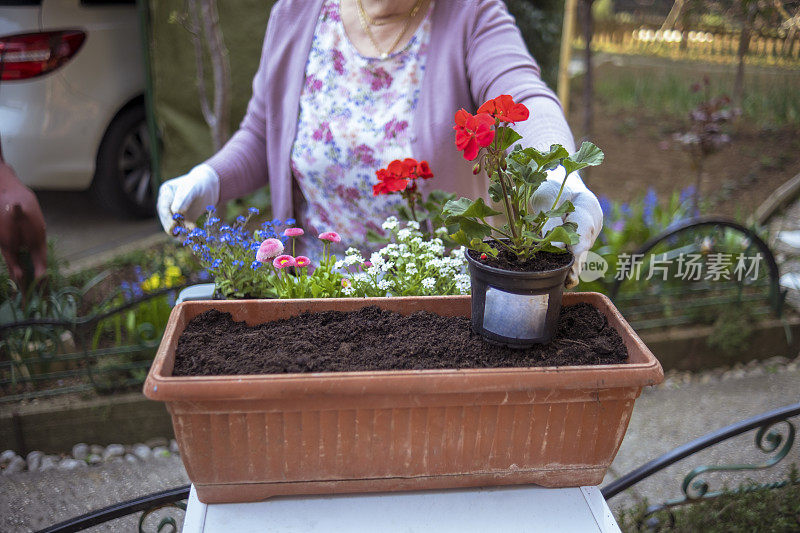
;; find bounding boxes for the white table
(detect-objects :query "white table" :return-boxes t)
[182,484,621,532]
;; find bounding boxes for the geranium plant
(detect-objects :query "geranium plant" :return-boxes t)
[443,94,604,262]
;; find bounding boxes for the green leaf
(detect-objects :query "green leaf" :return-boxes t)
[523,211,548,227]
[495,126,523,151]
[537,242,570,254]
[563,142,604,175]
[509,144,569,171]
[546,200,575,219]
[450,230,471,247]
[521,170,547,187]
[469,239,499,257]
[397,205,414,222]
[423,189,456,211]
[538,144,570,170]
[543,224,580,246]
[488,182,504,203]
[442,197,501,222]
[457,217,493,240]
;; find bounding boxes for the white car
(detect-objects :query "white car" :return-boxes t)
[0,0,153,217]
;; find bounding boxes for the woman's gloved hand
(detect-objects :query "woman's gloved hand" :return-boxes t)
[157,164,220,235]
[530,167,603,289]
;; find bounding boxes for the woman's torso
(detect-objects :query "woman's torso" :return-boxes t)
[290,0,434,253]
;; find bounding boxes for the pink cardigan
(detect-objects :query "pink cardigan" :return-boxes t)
[206,0,576,221]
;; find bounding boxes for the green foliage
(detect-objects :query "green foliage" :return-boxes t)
[594,61,800,128]
[505,0,563,88]
[706,305,755,357]
[616,466,800,532]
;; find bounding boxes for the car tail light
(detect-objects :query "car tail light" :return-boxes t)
[0,30,86,81]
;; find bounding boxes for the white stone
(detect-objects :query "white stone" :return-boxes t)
[152,446,171,458]
[132,443,152,461]
[72,443,89,461]
[103,444,125,461]
[0,450,17,465]
[169,439,180,454]
[89,444,105,456]
[87,454,102,465]
[3,456,26,474]
[40,455,59,471]
[124,454,138,463]
[58,458,87,470]
[26,451,44,471]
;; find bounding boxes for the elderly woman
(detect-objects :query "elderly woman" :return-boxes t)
[157,0,602,287]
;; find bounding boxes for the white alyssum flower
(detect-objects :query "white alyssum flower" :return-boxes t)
[405,263,418,275]
[421,277,436,290]
[369,252,385,267]
[334,260,345,269]
[342,285,355,296]
[380,261,395,272]
[378,279,394,291]
[405,220,420,230]
[435,226,449,238]
[381,216,399,232]
[455,273,471,294]
[344,255,362,266]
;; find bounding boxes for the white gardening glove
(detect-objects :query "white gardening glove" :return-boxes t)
[157,163,220,235]
[530,167,603,289]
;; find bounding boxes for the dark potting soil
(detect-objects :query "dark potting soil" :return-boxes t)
[468,247,572,272]
[172,303,628,376]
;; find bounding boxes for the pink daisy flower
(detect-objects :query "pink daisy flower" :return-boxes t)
[318,231,341,243]
[256,238,284,262]
[272,255,296,269]
[294,256,311,268]
[284,227,304,237]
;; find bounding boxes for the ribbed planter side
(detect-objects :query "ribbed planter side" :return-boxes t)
[145,293,663,503]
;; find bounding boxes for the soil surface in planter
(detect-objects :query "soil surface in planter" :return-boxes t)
[469,247,572,272]
[173,303,628,376]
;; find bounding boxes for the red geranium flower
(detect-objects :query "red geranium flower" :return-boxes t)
[477,94,529,124]
[415,160,433,179]
[373,158,435,195]
[373,160,410,196]
[454,109,495,161]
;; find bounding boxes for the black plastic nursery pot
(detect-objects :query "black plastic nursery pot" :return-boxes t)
[465,248,574,347]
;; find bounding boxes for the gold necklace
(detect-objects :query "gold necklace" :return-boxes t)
[357,0,419,26]
[355,0,423,59]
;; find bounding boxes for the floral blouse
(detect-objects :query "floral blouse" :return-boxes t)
[291,0,432,254]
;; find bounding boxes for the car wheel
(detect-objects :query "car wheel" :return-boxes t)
[90,104,155,218]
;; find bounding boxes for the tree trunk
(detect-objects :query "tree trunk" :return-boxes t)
[661,0,686,31]
[734,6,755,107]
[186,0,231,153]
[579,0,594,142]
[199,0,231,151]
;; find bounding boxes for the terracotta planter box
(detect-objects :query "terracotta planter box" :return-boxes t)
[144,292,662,503]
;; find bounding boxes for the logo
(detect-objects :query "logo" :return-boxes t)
[578,250,608,282]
